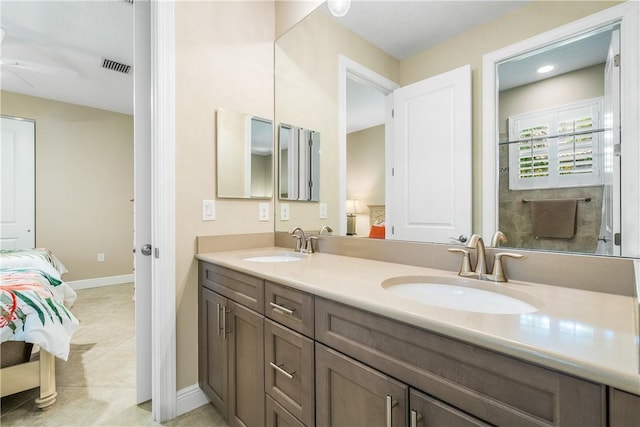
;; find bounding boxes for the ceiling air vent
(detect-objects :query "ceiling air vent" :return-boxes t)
[102,58,132,74]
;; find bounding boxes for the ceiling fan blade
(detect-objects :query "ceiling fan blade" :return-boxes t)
[0,58,78,77]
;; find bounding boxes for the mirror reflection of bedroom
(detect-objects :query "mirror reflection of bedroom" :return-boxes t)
[1,2,141,421]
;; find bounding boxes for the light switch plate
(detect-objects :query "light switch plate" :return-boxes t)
[319,203,328,219]
[202,200,216,221]
[280,203,290,221]
[259,203,270,221]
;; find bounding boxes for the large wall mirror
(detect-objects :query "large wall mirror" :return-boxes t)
[275,0,639,258]
[216,108,273,199]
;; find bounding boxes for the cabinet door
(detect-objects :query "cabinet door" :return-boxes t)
[609,388,640,427]
[199,288,228,419]
[316,343,407,427]
[410,389,490,427]
[228,300,265,427]
[265,319,314,426]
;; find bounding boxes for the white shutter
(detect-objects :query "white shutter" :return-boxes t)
[508,97,603,190]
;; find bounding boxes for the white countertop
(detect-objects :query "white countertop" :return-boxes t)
[196,247,640,395]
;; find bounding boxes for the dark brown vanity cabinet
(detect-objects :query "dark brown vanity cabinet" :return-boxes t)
[315,297,607,427]
[199,263,265,427]
[199,262,635,427]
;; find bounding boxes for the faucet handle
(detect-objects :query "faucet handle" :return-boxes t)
[448,248,473,276]
[291,233,303,251]
[489,252,523,282]
[305,236,319,253]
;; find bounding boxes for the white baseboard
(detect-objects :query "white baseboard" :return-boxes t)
[176,384,210,417]
[66,274,134,291]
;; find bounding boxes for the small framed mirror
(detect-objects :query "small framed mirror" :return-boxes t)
[216,108,273,199]
[278,123,320,201]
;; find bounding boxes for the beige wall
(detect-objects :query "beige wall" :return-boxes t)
[347,125,385,204]
[499,63,605,137]
[275,0,322,38]
[1,91,133,281]
[274,10,399,232]
[399,1,622,232]
[348,125,386,235]
[175,0,275,390]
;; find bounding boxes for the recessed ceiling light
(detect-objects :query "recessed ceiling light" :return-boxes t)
[537,65,555,74]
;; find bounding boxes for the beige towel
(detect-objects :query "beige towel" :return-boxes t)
[530,199,578,239]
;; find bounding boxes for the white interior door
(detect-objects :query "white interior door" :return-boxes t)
[0,117,35,249]
[389,65,472,243]
[134,0,152,404]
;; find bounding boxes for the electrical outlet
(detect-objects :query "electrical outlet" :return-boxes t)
[319,203,328,219]
[259,203,270,221]
[280,203,290,221]
[202,200,216,220]
[97,253,105,262]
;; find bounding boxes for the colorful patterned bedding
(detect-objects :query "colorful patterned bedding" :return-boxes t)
[0,248,69,280]
[0,248,76,307]
[1,268,79,361]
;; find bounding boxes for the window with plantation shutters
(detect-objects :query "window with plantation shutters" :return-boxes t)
[508,97,603,190]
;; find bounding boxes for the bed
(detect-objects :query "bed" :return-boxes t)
[0,249,79,409]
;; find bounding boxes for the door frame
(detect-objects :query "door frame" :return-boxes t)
[338,55,399,236]
[482,1,640,256]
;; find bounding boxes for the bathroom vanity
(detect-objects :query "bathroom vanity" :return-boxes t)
[197,248,640,427]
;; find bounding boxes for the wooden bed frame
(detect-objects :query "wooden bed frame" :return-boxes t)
[0,349,57,409]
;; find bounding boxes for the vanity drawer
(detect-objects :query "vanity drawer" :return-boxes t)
[200,262,264,313]
[264,319,315,427]
[266,395,306,427]
[265,281,314,338]
[315,298,605,427]
[410,388,490,427]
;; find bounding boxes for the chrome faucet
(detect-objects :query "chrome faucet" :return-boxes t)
[290,227,306,252]
[466,234,488,277]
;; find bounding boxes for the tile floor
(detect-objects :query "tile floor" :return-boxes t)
[0,283,228,426]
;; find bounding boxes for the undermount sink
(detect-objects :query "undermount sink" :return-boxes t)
[381,276,538,314]
[242,252,304,263]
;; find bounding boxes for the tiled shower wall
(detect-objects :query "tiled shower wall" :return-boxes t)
[498,144,604,254]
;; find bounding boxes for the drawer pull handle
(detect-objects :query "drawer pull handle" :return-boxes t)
[410,410,423,427]
[270,302,295,316]
[270,362,295,379]
[386,395,398,427]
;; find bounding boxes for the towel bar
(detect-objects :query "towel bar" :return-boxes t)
[522,196,591,203]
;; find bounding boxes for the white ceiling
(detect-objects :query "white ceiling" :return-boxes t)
[1,1,610,123]
[324,1,529,61]
[1,1,133,115]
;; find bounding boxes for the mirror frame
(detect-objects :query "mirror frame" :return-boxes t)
[482,1,640,257]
